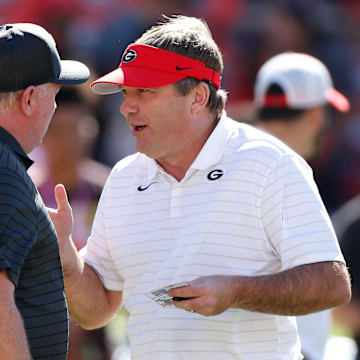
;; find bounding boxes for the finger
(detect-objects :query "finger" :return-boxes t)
[47,207,56,221]
[172,296,195,301]
[169,284,201,298]
[172,297,197,309]
[54,184,70,211]
[47,207,56,214]
[172,296,204,313]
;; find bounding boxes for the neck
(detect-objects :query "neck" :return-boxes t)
[157,116,217,182]
[157,140,203,181]
[0,120,28,153]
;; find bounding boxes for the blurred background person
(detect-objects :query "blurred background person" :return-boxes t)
[29,87,113,360]
[2,0,356,212]
[252,52,350,360]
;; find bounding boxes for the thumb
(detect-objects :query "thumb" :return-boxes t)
[54,184,70,211]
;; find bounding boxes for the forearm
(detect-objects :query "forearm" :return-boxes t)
[0,309,31,360]
[49,185,122,328]
[0,276,31,360]
[232,261,351,315]
[61,236,121,329]
[172,262,350,316]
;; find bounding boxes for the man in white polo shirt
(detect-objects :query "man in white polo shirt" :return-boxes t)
[253,52,350,360]
[49,16,351,360]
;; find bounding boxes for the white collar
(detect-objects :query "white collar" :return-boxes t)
[144,112,236,181]
[190,112,235,170]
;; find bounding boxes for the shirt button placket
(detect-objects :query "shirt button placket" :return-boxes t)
[170,186,182,218]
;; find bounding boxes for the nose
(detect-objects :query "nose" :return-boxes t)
[120,94,139,117]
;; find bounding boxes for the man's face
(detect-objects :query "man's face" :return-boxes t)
[119,83,203,164]
[30,83,61,151]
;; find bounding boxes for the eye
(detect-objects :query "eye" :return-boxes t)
[139,88,151,94]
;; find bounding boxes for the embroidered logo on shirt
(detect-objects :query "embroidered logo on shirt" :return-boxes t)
[207,169,224,181]
[137,182,157,191]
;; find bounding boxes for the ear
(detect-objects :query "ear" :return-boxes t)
[191,82,210,116]
[19,86,36,117]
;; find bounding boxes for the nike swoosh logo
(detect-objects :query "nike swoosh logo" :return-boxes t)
[176,65,192,71]
[137,182,157,191]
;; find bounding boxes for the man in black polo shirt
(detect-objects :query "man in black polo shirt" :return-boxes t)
[0,23,89,359]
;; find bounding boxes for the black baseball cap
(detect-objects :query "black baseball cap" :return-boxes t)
[0,23,90,93]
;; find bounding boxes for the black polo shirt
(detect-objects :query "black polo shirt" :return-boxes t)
[0,127,68,359]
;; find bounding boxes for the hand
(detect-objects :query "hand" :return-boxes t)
[169,275,237,316]
[47,184,73,254]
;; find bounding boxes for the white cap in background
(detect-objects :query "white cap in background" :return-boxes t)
[254,52,349,112]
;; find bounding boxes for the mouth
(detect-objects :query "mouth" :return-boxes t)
[134,125,146,131]
[131,124,148,133]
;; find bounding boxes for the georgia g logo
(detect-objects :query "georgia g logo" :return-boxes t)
[122,49,137,63]
[207,169,224,181]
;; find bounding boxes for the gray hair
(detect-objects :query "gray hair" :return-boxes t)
[135,15,227,122]
[0,91,20,114]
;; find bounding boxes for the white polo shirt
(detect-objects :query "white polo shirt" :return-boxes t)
[83,114,344,360]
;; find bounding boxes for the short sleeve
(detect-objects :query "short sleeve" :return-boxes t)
[82,176,124,291]
[261,154,344,271]
[0,168,37,286]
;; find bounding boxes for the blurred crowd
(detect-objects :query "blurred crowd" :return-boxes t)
[3,0,360,359]
[1,0,360,212]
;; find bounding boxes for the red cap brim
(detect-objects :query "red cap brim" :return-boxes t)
[327,88,350,112]
[91,67,186,95]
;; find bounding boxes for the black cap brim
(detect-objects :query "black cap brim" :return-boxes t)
[55,60,90,85]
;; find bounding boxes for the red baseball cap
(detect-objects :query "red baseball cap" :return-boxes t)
[91,44,221,94]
